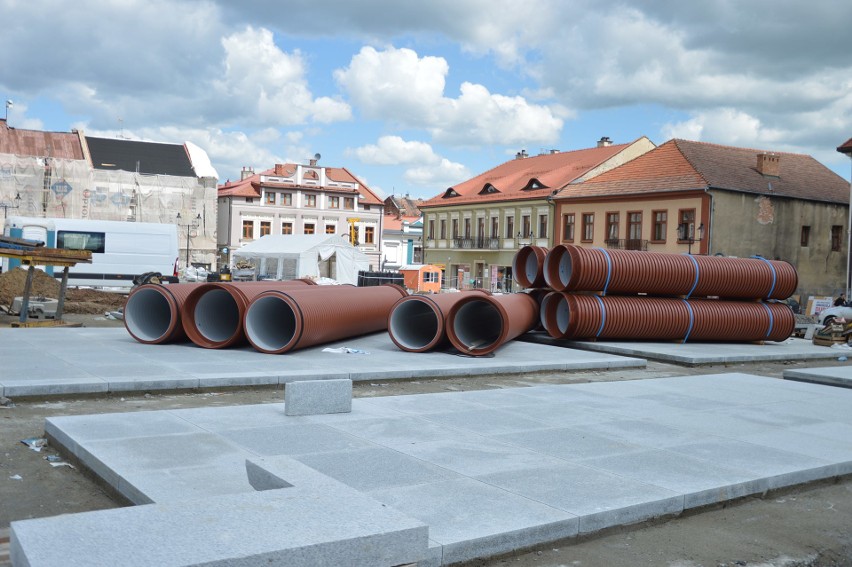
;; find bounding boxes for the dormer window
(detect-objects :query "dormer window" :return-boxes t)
[479,184,500,195]
[522,179,546,191]
[443,188,460,198]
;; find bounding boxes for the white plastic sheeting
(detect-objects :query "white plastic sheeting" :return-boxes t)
[231,234,370,285]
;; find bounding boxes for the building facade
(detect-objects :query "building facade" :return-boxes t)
[217,159,384,270]
[420,137,655,291]
[381,195,423,270]
[0,119,218,270]
[554,139,851,302]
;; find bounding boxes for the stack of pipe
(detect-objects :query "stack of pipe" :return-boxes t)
[387,290,539,356]
[518,244,797,343]
[124,281,406,354]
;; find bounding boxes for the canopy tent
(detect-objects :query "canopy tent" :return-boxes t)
[231,234,370,285]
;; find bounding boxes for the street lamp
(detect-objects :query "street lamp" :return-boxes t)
[678,222,704,254]
[0,192,21,218]
[4,100,11,121]
[176,212,201,272]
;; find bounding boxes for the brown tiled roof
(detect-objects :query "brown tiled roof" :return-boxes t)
[838,137,852,155]
[419,143,635,208]
[217,164,383,205]
[0,121,84,160]
[566,139,850,204]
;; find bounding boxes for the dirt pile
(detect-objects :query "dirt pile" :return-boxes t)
[0,267,127,314]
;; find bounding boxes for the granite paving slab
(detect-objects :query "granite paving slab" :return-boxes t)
[783,364,852,388]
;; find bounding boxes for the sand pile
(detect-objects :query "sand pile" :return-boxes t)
[0,267,127,314]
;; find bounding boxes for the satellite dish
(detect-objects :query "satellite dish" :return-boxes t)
[314,153,321,161]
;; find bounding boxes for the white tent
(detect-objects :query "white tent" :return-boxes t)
[231,234,370,284]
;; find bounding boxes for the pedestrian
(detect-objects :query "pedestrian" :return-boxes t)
[835,293,846,307]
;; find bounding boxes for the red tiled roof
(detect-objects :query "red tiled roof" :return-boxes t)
[0,121,85,160]
[838,137,852,155]
[383,215,421,231]
[217,164,382,205]
[565,139,850,204]
[419,143,636,208]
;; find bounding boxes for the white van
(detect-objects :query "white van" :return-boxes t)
[3,216,179,288]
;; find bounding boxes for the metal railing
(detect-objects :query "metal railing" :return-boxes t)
[605,238,649,251]
[451,236,501,249]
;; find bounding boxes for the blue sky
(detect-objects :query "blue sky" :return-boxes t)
[2,1,850,200]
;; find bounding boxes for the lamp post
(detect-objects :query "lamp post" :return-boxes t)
[4,100,11,121]
[678,222,704,254]
[176,212,201,273]
[0,192,21,218]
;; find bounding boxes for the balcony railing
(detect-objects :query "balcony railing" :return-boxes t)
[605,238,649,251]
[452,236,501,249]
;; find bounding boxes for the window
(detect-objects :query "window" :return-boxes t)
[423,271,440,283]
[538,214,547,238]
[464,218,471,238]
[264,192,275,205]
[832,225,842,251]
[628,212,642,240]
[281,193,293,206]
[305,194,316,208]
[259,221,271,236]
[304,223,315,235]
[440,220,447,239]
[57,231,105,253]
[582,213,594,242]
[242,220,253,239]
[801,226,810,247]
[678,209,696,240]
[491,217,499,238]
[606,212,619,241]
[477,218,485,238]
[281,222,293,235]
[365,226,375,244]
[505,216,514,238]
[328,196,340,209]
[652,210,667,242]
[452,219,459,238]
[246,197,254,204]
[325,224,336,234]
[563,213,575,242]
[344,197,355,209]
[521,215,531,238]
[428,220,435,239]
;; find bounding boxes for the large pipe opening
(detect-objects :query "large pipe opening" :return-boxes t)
[523,253,540,287]
[451,299,503,351]
[244,295,299,353]
[193,289,241,343]
[124,288,175,342]
[389,298,442,351]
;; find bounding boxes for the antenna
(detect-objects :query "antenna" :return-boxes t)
[314,153,321,161]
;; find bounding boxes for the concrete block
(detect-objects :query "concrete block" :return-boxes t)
[285,378,352,416]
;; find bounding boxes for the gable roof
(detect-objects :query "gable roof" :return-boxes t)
[0,121,84,160]
[420,141,643,208]
[566,139,850,204]
[86,136,196,177]
[838,137,852,155]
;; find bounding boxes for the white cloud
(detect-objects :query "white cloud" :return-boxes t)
[404,159,470,188]
[335,46,562,146]
[349,136,440,166]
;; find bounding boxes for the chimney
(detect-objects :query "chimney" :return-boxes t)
[240,166,255,180]
[756,153,780,177]
[274,163,286,176]
[515,149,528,159]
[309,158,317,166]
[597,136,612,148]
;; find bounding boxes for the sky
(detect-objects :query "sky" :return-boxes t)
[2,0,851,201]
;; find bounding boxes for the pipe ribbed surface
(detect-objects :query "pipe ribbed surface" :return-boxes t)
[244,284,407,354]
[124,283,199,344]
[445,292,539,356]
[512,246,549,288]
[543,293,794,342]
[180,280,316,349]
[541,244,797,299]
[388,290,489,352]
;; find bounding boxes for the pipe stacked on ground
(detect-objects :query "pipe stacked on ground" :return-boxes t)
[245,284,407,354]
[542,244,797,300]
[513,246,549,288]
[540,292,795,342]
[124,283,199,344]
[388,290,489,353]
[445,292,539,356]
[180,280,317,349]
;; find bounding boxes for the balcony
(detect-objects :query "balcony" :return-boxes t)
[452,236,501,249]
[605,238,648,251]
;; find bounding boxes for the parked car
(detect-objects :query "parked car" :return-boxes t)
[817,303,852,325]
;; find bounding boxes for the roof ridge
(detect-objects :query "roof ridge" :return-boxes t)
[671,139,710,187]
[673,138,810,158]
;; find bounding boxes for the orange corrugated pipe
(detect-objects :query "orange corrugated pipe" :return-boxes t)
[445,292,539,356]
[388,290,490,352]
[124,282,199,344]
[513,245,549,288]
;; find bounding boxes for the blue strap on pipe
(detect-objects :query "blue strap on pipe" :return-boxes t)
[595,247,613,296]
[686,254,699,299]
[752,256,777,299]
[593,294,606,338]
[681,299,695,344]
[760,302,774,338]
